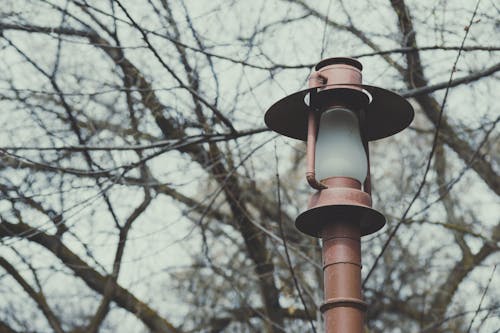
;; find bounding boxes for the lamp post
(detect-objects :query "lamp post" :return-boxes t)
[264,57,414,333]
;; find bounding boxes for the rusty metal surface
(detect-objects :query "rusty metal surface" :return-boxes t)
[264,84,414,141]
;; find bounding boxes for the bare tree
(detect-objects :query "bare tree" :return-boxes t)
[0,0,498,332]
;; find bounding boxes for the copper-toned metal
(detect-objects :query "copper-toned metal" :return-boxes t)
[305,73,328,190]
[315,58,363,92]
[304,61,371,191]
[264,57,413,333]
[295,177,386,237]
[306,108,327,190]
[308,71,327,88]
[323,177,362,189]
[308,179,371,208]
[321,221,365,333]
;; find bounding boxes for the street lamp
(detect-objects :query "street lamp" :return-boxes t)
[264,57,413,333]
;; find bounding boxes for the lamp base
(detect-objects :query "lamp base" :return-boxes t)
[295,177,386,237]
[296,204,385,237]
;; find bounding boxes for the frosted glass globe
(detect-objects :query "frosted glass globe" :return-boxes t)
[315,107,368,183]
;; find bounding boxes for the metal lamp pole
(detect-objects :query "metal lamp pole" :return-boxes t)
[264,57,414,332]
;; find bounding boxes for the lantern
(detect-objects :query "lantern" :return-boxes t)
[264,57,414,237]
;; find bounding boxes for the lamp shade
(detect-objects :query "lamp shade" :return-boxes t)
[264,85,414,142]
[315,108,367,183]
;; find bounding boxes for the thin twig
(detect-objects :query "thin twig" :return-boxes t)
[274,143,317,333]
[419,304,500,333]
[363,0,483,288]
[2,21,498,71]
[0,128,268,151]
[320,0,333,59]
[401,62,500,98]
[466,265,497,333]
[408,116,499,219]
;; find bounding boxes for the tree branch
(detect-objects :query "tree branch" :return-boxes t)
[0,256,65,333]
[390,0,499,196]
[402,62,500,98]
[86,191,152,333]
[0,220,183,333]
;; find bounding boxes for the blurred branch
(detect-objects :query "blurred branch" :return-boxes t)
[402,62,500,98]
[86,191,152,333]
[466,265,497,333]
[287,0,406,74]
[420,305,500,333]
[434,143,472,256]
[0,15,288,324]
[207,307,316,332]
[355,45,500,58]
[1,21,497,72]
[115,0,237,132]
[0,257,65,333]
[0,219,183,333]
[1,127,268,151]
[363,0,484,289]
[274,145,317,333]
[392,0,500,197]
[0,321,20,333]
[429,222,499,321]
